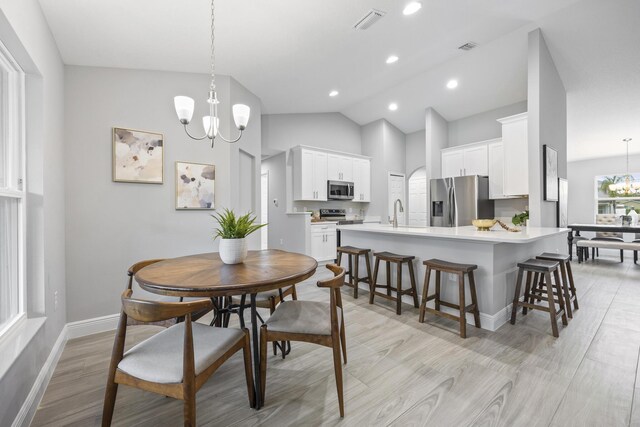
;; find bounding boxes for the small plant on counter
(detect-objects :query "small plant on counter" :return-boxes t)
[512,210,529,226]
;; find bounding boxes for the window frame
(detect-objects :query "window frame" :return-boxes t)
[0,39,26,338]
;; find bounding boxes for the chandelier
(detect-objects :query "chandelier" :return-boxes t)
[173,0,250,147]
[609,138,640,195]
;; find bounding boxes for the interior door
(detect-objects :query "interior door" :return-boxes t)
[261,172,268,249]
[408,175,427,226]
[388,173,406,225]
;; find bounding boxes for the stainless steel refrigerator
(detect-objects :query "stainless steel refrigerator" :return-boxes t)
[430,176,494,227]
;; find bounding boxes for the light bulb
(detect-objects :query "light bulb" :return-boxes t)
[174,96,194,124]
[202,116,219,138]
[232,104,250,130]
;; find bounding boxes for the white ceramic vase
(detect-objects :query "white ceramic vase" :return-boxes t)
[219,238,248,264]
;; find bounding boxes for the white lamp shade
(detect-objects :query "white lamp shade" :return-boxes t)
[174,96,195,124]
[202,116,219,138]
[232,104,251,130]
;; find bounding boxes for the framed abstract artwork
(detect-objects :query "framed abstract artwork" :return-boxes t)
[558,177,568,227]
[112,127,164,183]
[543,145,558,201]
[175,161,215,209]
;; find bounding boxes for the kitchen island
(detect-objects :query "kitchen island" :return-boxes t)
[338,223,568,331]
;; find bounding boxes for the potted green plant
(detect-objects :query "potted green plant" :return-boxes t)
[512,210,529,227]
[211,209,267,264]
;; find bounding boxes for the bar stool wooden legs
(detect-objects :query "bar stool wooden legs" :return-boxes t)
[336,246,372,299]
[510,258,568,337]
[534,252,579,318]
[419,259,481,338]
[370,252,419,315]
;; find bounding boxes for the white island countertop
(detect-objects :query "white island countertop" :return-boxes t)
[337,224,569,244]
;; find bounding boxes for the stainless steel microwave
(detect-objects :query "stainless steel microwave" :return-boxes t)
[327,180,354,200]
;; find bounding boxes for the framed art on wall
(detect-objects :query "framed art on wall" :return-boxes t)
[112,127,164,183]
[175,161,215,209]
[543,145,558,201]
[558,177,568,227]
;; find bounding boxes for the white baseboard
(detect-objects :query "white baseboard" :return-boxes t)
[12,325,67,427]
[66,313,119,339]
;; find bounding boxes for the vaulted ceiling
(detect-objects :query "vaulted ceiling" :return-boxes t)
[39,0,640,161]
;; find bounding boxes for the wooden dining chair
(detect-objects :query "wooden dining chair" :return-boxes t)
[102,290,255,427]
[226,285,298,357]
[259,264,347,417]
[126,259,213,327]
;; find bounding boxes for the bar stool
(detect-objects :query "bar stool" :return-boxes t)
[534,252,579,318]
[419,259,481,338]
[510,258,568,337]
[370,252,419,315]
[336,246,372,299]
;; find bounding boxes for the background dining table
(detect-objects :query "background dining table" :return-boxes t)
[567,223,640,260]
[134,249,318,410]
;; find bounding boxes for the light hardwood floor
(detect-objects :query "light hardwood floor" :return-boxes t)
[32,252,640,426]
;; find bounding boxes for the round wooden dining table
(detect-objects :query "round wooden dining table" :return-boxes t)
[135,249,318,410]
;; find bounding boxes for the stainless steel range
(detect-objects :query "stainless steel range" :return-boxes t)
[319,209,363,225]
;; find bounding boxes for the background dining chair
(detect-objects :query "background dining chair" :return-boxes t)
[259,264,347,417]
[102,290,254,427]
[126,259,213,327]
[226,285,298,357]
[591,214,625,260]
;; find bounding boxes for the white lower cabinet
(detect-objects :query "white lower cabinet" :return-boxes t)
[310,224,337,261]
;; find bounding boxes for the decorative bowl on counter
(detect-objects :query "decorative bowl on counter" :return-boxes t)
[472,219,498,231]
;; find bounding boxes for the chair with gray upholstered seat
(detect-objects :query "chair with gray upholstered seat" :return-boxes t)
[259,264,347,417]
[591,214,625,260]
[126,259,213,327]
[102,290,254,427]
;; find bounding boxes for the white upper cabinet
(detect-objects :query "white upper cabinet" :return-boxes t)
[497,112,528,196]
[292,146,370,202]
[463,144,488,176]
[352,158,371,202]
[442,150,465,178]
[327,154,353,182]
[441,143,488,177]
[488,140,506,199]
[293,147,328,201]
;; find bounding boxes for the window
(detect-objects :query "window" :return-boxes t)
[595,174,640,216]
[0,40,25,336]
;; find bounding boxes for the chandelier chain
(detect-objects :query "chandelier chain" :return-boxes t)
[210,0,215,90]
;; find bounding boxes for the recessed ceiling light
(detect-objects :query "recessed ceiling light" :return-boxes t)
[329,90,339,97]
[403,1,422,15]
[386,55,399,64]
[388,103,398,111]
[446,79,458,89]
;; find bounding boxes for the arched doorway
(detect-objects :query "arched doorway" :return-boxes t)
[408,167,427,226]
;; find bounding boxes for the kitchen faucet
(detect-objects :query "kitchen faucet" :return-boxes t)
[390,198,404,228]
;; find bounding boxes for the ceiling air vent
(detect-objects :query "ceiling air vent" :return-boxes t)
[353,9,386,30]
[458,42,478,51]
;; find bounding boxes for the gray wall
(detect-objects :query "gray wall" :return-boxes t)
[361,119,406,221]
[568,154,640,225]
[262,112,362,154]
[64,66,261,322]
[448,101,527,147]
[406,130,426,177]
[0,2,66,425]
[527,29,567,227]
[425,108,449,179]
